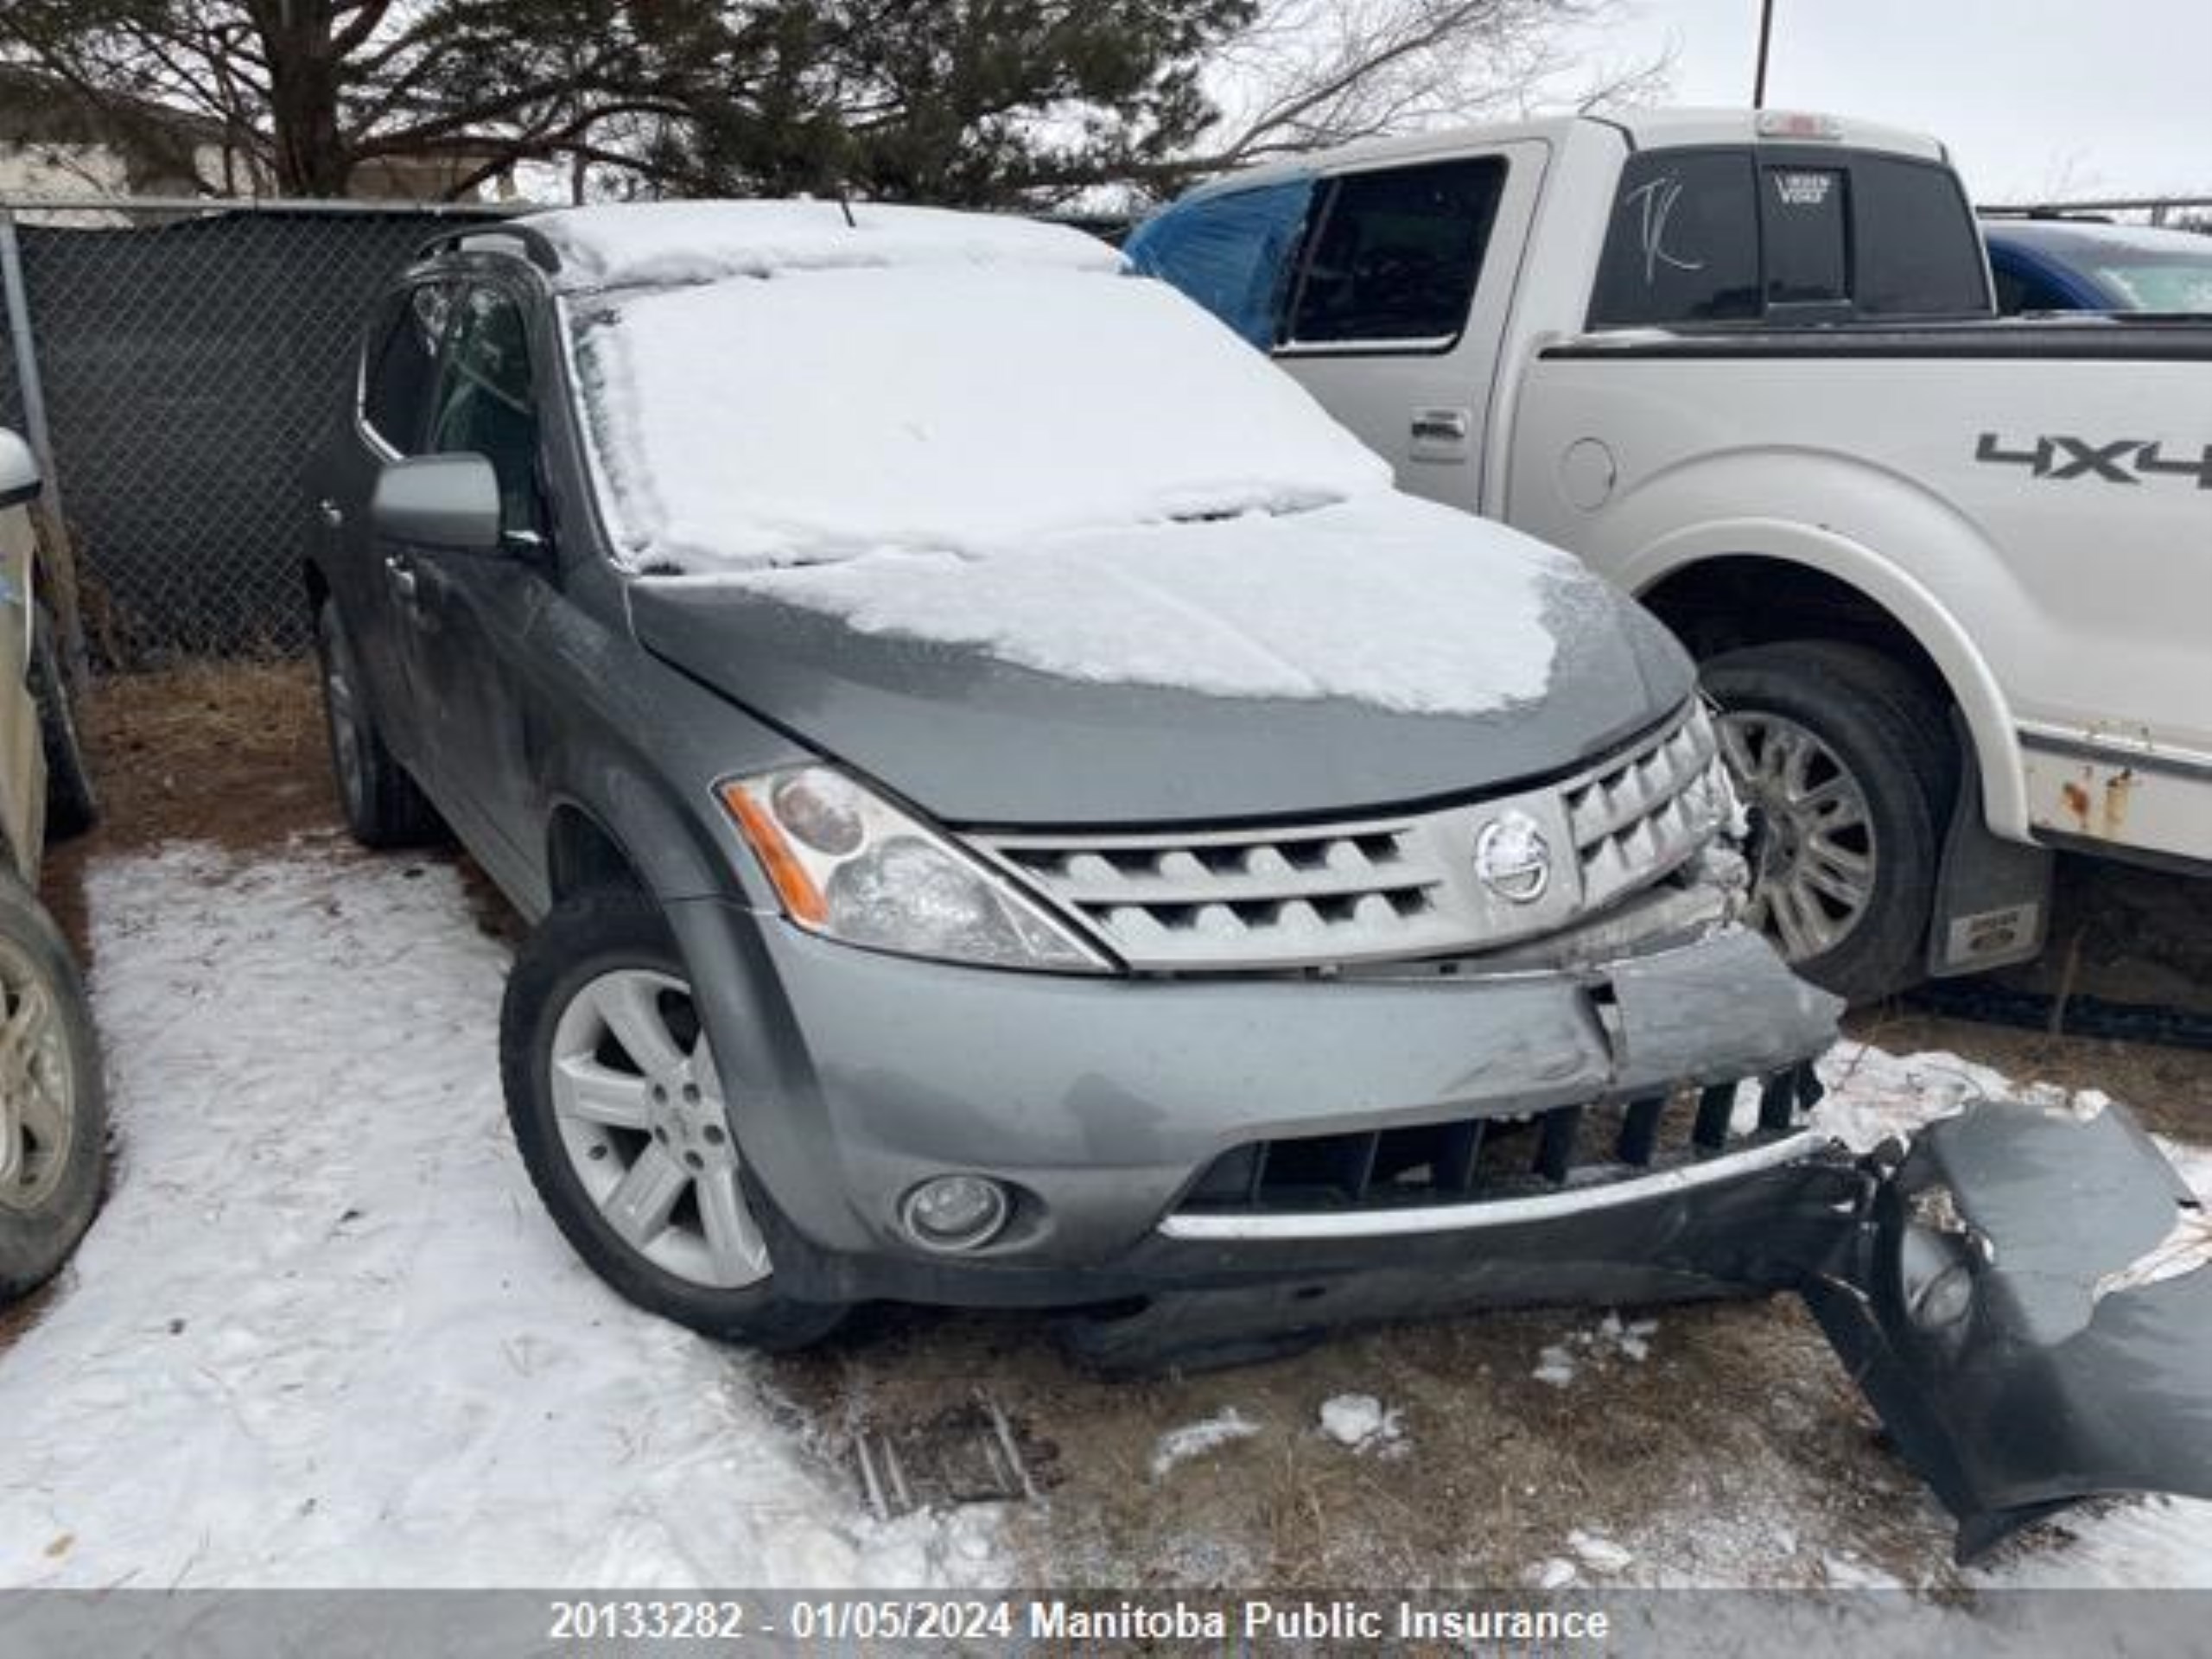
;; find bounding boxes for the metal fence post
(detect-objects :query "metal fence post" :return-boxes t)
[0,209,91,683]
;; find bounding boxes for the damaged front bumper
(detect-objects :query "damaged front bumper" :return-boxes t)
[1071,1093,2212,1564]
[1802,1096,2212,1561]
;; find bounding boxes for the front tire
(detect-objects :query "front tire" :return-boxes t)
[1702,641,1955,1005]
[499,887,846,1349]
[0,870,105,1300]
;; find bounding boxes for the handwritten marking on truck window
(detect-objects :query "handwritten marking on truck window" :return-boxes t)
[1975,432,2212,487]
[1624,176,1705,285]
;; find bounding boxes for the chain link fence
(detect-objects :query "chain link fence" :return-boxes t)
[0,197,513,664]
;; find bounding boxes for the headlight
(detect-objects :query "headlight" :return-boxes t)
[718,766,1112,974]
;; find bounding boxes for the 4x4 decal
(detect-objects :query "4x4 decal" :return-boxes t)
[1975,432,2212,487]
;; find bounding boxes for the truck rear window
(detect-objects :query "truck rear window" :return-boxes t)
[1590,147,1991,327]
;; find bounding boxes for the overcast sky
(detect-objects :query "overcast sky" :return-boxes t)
[1602,0,2210,203]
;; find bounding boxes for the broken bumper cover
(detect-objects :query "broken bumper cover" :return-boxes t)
[1079,1094,2212,1564]
[1802,1096,2212,1561]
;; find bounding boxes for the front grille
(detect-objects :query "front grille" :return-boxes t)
[975,702,1732,972]
[979,811,1463,968]
[1567,704,1732,910]
[1176,1062,1823,1216]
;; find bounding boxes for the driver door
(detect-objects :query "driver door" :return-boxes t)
[403,279,553,887]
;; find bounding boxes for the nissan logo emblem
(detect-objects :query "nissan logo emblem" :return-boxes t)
[1475,812,1553,905]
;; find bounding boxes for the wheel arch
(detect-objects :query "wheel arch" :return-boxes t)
[1622,523,2027,842]
[538,771,754,924]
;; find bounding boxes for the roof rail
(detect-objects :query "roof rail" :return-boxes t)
[413,218,560,273]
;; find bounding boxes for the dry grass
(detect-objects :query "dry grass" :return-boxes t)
[41,658,340,967]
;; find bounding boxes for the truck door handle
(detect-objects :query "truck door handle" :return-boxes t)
[1410,409,1470,443]
[317,498,344,530]
[385,555,417,605]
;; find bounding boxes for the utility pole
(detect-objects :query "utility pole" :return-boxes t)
[1753,0,1776,108]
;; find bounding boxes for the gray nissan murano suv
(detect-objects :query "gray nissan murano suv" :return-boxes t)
[304,201,1840,1358]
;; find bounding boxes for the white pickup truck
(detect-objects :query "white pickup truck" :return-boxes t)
[1130,107,2211,1002]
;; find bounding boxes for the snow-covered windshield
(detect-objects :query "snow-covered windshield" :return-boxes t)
[560,259,1391,575]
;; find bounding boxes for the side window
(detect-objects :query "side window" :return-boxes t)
[1124,178,1318,348]
[429,285,541,534]
[1285,157,1505,347]
[361,283,453,454]
[1850,156,1992,315]
[1762,165,1849,307]
[1589,151,1761,327]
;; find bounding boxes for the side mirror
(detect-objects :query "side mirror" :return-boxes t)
[370,454,501,551]
[0,429,41,509]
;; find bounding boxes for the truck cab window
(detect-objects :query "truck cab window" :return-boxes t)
[1286,157,1505,346]
[1763,166,1849,308]
[1852,156,1992,315]
[429,286,542,534]
[1124,178,1318,349]
[1589,151,1762,327]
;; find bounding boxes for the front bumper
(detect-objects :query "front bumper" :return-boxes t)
[664,896,1839,1306]
[667,893,2212,1565]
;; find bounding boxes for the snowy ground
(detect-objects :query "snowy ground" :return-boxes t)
[1,839,2206,1592]
[0,842,996,1589]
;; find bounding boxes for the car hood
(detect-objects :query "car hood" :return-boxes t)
[627,495,1694,827]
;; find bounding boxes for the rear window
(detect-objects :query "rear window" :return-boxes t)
[1588,152,1761,327]
[1763,166,1848,306]
[1286,158,1505,346]
[1591,148,1990,327]
[1851,155,1989,315]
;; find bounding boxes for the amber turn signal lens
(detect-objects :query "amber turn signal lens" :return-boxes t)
[719,782,830,926]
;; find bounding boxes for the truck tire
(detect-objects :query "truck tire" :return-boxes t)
[499,886,848,1351]
[29,611,96,842]
[1702,641,1955,1005]
[314,599,443,849]
[0,868,105,1300]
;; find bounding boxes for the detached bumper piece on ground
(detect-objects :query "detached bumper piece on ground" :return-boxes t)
[1804,1098,2212,1561]
[1068,1094,2212,1565]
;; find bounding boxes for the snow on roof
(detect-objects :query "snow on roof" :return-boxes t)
[524,200,1123,293]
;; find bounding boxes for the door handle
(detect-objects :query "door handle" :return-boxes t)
[385,555,418,605]
[317,498,344,530]
[1410,408,1470,443]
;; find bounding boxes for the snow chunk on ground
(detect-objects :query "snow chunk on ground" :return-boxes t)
[1529,1558,1579,1589]
[715,493,1577,716]
[1567,1529,1636,1574]
[1151,1409,1261,1478]
[1534,1313,1659,1387]
[0,844,977,1589]
[1317,1394,1402,1452]
[571,262,1389,573]
[531,200,1121,294]
[1814,1040,2055,1151]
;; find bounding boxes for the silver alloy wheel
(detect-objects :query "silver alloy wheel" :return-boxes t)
[548,968,772,1289]
[320,622,368,818]
[1717,709,1878,963]
[0,933,75,1213]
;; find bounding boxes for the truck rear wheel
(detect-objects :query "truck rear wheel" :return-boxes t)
[1702,642,1954,1005]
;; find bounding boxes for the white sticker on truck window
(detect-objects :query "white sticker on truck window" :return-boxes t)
[1772,170,1836,208]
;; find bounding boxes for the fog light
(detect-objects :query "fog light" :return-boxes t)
[900,1175,1010,1253]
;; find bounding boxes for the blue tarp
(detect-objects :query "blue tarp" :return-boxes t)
[1125,178,1317,348]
